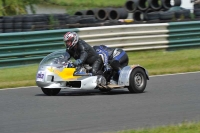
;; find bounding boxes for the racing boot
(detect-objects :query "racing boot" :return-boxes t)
[109,76,118,85]
[74,66,92,76]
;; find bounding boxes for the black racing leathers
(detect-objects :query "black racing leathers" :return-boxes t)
[67,39,103,75]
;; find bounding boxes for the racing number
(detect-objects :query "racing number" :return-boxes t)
[36,71,45,81]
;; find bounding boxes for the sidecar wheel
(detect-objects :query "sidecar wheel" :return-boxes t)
[128,68,147,93]
[41,88,61,96]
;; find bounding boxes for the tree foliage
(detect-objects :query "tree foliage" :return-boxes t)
[0,0,42,16]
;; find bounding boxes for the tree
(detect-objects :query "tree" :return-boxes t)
[0,0,42,16]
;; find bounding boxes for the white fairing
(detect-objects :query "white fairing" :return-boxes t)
[118,66,133,86]
[80,76,98,89]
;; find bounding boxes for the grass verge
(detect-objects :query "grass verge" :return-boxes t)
[42,0,126,15]
[0,48,200,89]
[44,0,126,7]
[114,121,200,133]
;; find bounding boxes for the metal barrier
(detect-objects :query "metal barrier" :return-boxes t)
[0,21,200,68]
[167,21,200,49]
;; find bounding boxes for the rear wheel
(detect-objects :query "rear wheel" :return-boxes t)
[41,88,61,96]
[128,68,147,93]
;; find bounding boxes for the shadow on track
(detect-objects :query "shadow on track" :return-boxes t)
[36,89,146,96]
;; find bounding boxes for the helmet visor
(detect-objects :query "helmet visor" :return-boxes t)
[65,40,72,48]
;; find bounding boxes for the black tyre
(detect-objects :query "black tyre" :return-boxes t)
[4,29,14,33]
[14,22,22,29]
[23,16,34,22]
[108,8,128,20]
[3,22,13,29]
[79,16,97,24]
[65,15,82,24]
[149,0,162,10]
[133,10,145,21]
[194,9,200,17]
[128,68,147,93]
[145,11,159,20]
[3,16,14,23]
[13,29,22,32]
[124,0,138,12]
[22,22,33,29]
[159,11,174,20]
[138,0,150,11]
[74,10,87,15]
[162,0,181,10]
[86,9,99,16]
[182,9,191,19]
[14,16,23,22]
[41,88,61,96]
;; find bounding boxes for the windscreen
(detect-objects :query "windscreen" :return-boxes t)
[39,50,70,67]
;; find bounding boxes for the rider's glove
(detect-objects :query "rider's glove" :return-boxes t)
[105,64,111,71]
[73,59,82,66]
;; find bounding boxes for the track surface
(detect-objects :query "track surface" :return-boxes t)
[0,72,200,133]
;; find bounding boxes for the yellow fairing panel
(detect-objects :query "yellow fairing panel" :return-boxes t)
[48,67,80,80]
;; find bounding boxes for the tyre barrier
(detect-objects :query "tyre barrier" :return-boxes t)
[148,0,162,10]
[133,10,145,21]
[74,10,87,15]
[86,9,99,16]
[96,8,113,20]
[168,6,191,19]
[108,8,128,20]
[194,9,200,17]
[159,11,174,20]
[194,2,200,18]
[125,0,182,12]
[0,0,197,33]
[125,0,138,12]
[0,13,106,33]
[138,0,150,11]
[71,0,186,23]
[145,11,160,21]
[79,15,98,24]
[125,0,150,12]
[162,0,182,10]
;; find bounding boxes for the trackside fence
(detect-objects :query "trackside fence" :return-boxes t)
[0,21,200,68]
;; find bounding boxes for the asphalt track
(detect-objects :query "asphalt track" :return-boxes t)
[0,72,200,133]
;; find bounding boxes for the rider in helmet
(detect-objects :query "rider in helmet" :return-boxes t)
[63,32,103,75]
[93,45,129,83]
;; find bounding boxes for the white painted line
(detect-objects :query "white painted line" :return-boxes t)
[150,71,200,77]
[0,86,37,91]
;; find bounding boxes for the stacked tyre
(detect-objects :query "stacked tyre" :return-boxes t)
[74,7,129,22]
[194,3,200,19]
[3,16,15,33]
[124,0,189,22]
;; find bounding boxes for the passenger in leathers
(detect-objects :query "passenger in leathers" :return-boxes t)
[93,45,129,81]
[63,32,103,75]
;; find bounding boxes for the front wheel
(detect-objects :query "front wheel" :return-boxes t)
[41,88,61,96]
[128,68,147,93]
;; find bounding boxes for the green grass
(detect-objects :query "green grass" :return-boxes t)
[128,48,200,75]
[114,121,200,133]
[45,0,126,7]
[0,65,38,89]
[42,0,126,15]
[0,48,200,89]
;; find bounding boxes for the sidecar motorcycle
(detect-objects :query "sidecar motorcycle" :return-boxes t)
[36,50,149,96]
